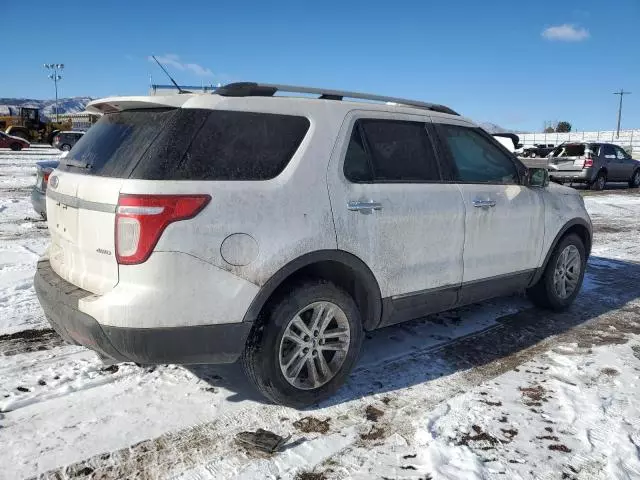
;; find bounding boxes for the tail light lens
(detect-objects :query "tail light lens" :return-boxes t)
[583,153,593,168]
[54,135,60,143]
[115,194,211,265]
[43,169,52,184]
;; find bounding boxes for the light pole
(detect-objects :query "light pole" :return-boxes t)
[44,64,64,122]
[613,89,631,138]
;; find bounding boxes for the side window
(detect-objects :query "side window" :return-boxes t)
[614,146,629,160]
[436,124,519,184]
[343,126,374,182]
[343,119,440,183]
[601,144,616,159]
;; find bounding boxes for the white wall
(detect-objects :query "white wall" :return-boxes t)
[518,129,640,155]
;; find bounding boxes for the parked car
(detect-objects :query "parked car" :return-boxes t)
[31,160,60,219]
[522,144,555,158]
[0,131,30,151]
[53,131,84,151]
[548,142,640,190]
[34,83,592,407]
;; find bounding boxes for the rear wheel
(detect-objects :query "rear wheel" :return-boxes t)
[590,172,606,191]
[527,233,586,311]
[629,169,640,188]
[242,280,363,407]
[10,143,22,151]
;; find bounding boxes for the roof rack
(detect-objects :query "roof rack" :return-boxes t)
[214,82,460,116]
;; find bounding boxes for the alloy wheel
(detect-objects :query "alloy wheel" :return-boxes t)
[278,301,351,390]
[553,245,581,299]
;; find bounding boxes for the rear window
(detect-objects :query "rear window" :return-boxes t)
[59,109,310,180]
[549,144,586,157]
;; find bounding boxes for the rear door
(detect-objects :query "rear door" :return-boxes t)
[601,144,624,181]
[432,120,544,303]
[327,112,465,324]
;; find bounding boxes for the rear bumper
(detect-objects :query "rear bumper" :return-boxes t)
[30,188,47,217]
[34,260,252,364]
[548,167,595,183]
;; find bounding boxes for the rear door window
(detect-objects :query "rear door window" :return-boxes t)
[436,124,518,184]
[343,119,441,182]
[550,144,586,157]
[601,144,616,159]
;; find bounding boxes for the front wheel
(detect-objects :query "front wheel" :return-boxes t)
[10,143,22,151]
[242,280,363,408]
[629,170,640,188]
[527,233,586,311]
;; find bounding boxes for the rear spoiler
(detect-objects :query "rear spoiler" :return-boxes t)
[86,95,195,114]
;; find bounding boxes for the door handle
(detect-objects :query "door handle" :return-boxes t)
[348,200,383,212]
[472,199,496,208]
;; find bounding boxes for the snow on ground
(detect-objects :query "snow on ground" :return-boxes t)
[0,152,639,480]
[0,147,57,334]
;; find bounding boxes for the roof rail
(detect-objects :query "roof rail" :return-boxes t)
[214,82,460,116]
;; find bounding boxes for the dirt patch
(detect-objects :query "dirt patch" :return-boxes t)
[549,444,572,453]
[631,345,640,361]
[102,365,119,374]
[500,428,518,440]
[360,425,385,441]
[600,367,619,376]
[293,416,330,434]
[519,384,549,407]
[295,472,327,480]
[480,399,502,407]
[365,405,384,422]
[0,328,65,356]
[537,435,560,441]
[456,425,501,450]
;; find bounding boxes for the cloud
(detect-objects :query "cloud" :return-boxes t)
[541,24,590,42]
[148,54,213,77]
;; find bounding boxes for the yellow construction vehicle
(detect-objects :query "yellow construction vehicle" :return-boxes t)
[0,107,70,143]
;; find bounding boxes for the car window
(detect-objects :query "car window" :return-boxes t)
[614,146,629,160]
[588,144,600,156]
[601,144,616,159]
[343,126,374,182]
[549,144,585,157]
[344,119,440,183]
[436,124,518,184]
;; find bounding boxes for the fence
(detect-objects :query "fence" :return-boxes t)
[518,129,640,155]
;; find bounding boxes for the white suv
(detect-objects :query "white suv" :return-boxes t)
[35,82,592,407]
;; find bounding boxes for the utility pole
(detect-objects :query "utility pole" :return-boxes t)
[44,64,64,122]
[613,89,631,138]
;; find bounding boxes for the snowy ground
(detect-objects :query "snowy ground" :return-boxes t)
[1,149,639,480]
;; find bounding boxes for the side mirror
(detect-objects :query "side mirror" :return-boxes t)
[526,167,549,187]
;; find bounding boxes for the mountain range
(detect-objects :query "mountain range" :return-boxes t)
[0,97,93,120]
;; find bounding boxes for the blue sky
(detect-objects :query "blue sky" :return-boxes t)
[2,0,638,132]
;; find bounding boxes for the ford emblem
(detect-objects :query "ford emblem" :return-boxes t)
[49,175,59,189]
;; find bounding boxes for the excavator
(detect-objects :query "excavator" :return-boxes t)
[0,107,70,143]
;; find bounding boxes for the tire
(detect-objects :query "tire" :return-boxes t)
[61,144,71,151]
[629,169,640,188]
[590,172,606,191]
[527,233,586,311]
[10,143,22,151]
[530,152,537,158]
[242,280,364,408]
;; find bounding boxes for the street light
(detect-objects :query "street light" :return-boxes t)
[44,63,64,122]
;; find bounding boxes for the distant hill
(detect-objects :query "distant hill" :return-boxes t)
[0,97,93,120]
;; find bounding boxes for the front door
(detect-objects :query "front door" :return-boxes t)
[601,144,624,181]
[327,113,466,325]
[432,120,545,304]
[614,145,635,180]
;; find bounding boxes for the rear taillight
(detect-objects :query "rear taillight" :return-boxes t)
[583,153,593,168]
[43,169,52,184]
[115,194,211,265]
[54,135,60,143]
